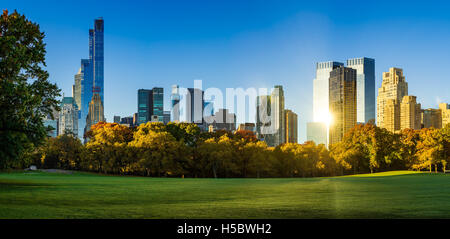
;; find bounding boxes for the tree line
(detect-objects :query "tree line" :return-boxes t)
[31,122,450,178]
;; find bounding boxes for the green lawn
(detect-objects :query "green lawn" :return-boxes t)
[0,170,449,218]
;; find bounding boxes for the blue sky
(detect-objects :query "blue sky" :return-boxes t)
[4,0,450,142]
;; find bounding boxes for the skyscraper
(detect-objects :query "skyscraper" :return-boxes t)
[85,93,105,133]
[72,68,82,113]
[186,88,204,124]
[400,95,421,130]
[171,85,181,122]
[384,99,400,132]
[59,97,78,136]
[78,59,91,139]
[329,66,357,145]
[91,18,104,104]
[137,88,164,125]
[347,57,375,124]
[284,109,298,143]
[75,18,104,140]
[256,86,285,147]
[113,116,121,124]
[377,67,408,131]
[313,61,344,123]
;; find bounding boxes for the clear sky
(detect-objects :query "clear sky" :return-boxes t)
[4,0,450,143]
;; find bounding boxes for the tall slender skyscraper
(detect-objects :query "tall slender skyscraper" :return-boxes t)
[91,18,104,104]
[377,68,408,132]
[347,57,375,124]
[75,18,104,139]
[313,61,344,123]
[329,66,357,145]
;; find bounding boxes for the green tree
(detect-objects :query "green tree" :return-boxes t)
[0,10,61,169]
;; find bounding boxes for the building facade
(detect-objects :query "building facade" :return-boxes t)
[237,123,256,132]
[163,111,171,124]
[59,97,78,136]
[400,95,421,130]
[171,85,181,122]
[205,108,236,132]
[256,86,285,147]
[439,103,450,127]
[137,87,164,125]
[329,66,357,145]
[347,57,375,124]
[421,108,442,129]
[284,109,298,143]
[377,67,408,132]
[313,61,344,123]
[185,88,204,125]
[85,93,105,133]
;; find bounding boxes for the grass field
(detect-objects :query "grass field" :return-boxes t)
[0,170,449,218]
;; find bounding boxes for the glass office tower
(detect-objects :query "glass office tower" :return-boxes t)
[91,18,104,104]
[313,61,344,123]
[137,88,164,125]
[347,57,375,124]
[79,59,91,139]
[76,18,104,138]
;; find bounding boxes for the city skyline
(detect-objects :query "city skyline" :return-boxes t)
[4,0,450,143]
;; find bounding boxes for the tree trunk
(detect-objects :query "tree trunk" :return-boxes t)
[435,164,437,173]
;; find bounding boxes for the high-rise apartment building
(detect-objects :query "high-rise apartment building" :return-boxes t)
[59,97,79,136]
[400,95,421,130]
[347,57,375,124]
[329,66,357,145]
[284,109,298,143]
[377,68,408,131]
[137,88,164,125]
[313,61,344,123]
[256,86,285,147]
[439,103,450,128]
[307,122,327,147]
[421,108,442,129]
[85,93,105,133]
[384,99,400,132]
[113,116,121,124]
